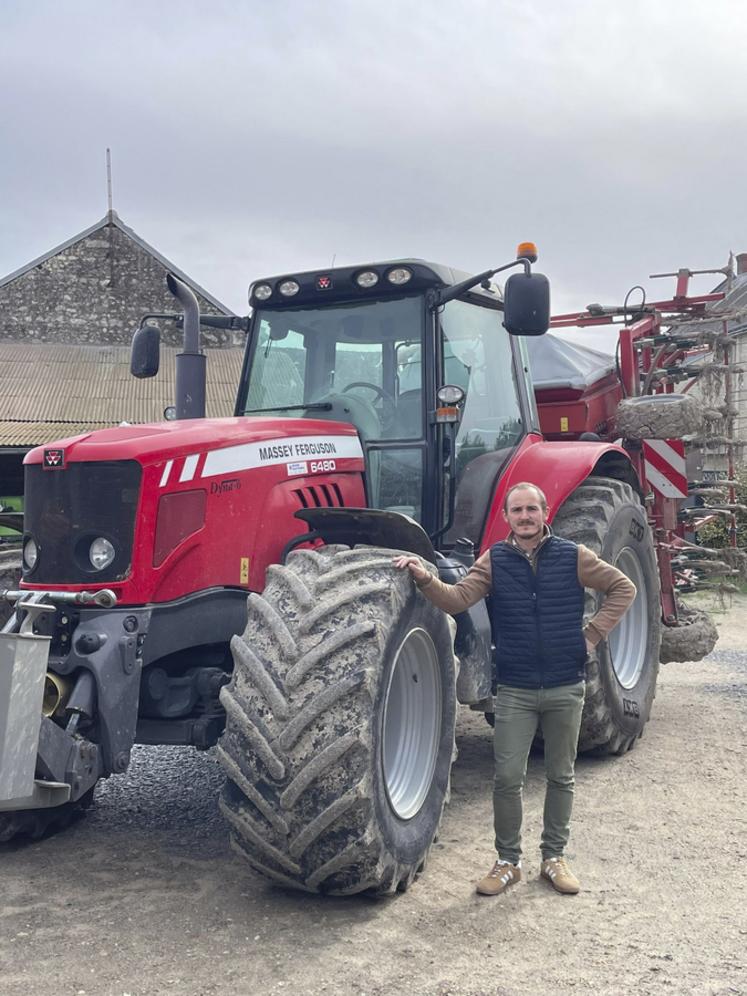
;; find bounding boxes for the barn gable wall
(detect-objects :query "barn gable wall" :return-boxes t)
[0,220,232,348]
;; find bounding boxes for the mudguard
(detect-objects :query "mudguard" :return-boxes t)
[480,435,640,551]
[293,507,438,563]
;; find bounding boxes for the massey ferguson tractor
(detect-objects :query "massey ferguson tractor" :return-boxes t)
[0,247,720,895]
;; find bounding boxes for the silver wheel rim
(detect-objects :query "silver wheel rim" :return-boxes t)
[607,547,647,689]
[382,627,442,820]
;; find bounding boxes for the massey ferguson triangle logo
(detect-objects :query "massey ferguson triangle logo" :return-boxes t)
[43,448,65,469]
[316,275,332,290]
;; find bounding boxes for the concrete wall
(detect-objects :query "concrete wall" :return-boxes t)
[0,221,232,348]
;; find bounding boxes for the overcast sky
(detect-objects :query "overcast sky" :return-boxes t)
[2,0,746,349]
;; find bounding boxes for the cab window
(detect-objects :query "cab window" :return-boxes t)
[440,299,525,543]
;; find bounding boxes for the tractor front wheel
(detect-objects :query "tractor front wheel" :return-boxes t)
[217,545,457,895]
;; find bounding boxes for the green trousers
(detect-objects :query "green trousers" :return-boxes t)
[492,682,585,864]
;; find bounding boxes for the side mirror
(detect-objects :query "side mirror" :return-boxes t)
[130,323,161,378]
[503,271,550,336]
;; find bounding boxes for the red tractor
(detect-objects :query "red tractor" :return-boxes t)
[0,248,714,895]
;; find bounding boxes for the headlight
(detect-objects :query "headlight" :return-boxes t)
[356,270,379,289]
[89,537,115,571]
[23,537,38,570]
[387,267,412,286]
[437,384,465,406]
[278,279,300,297]
[253,283,272,301]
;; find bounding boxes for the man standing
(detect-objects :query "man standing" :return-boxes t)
[393,482,636,896]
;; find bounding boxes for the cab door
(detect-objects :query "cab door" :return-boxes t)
[438,298,532,546]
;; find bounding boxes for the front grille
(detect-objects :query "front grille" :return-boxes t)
[23,461,141,584]
[292,483,344,509]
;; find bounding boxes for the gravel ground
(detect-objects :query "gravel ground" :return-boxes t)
[1,595,746,996]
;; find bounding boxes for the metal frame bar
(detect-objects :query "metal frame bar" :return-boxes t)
[549,271,734,623]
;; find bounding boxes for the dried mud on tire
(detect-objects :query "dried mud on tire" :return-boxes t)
[660,599,719,663]
[615,393,703,440]
[217,545,457,896]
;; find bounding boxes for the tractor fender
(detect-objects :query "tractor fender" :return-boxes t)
[292,507,437,563]
[480,437,640,551]
[292,509,491,705]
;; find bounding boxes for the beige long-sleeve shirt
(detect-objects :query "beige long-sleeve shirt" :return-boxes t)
[417,533,636,647]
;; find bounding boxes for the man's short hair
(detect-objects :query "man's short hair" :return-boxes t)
[503,482,548,513]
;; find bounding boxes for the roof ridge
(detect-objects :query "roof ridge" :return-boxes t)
[0,214,236,316]
[0,215,111,288]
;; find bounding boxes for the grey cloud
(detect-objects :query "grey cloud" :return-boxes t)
[1,0,746,317]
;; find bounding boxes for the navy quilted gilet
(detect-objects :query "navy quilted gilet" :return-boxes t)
[489,537,586,688]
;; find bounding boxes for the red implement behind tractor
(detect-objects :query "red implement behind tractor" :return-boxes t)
[0,248,718,894]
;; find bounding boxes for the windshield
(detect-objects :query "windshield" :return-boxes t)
[241,296,426,517]
[242,297,424,438]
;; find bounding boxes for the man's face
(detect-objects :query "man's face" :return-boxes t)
[503,487,547,543]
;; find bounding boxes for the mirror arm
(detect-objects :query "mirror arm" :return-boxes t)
[138,312,181,325]
[137,313,250,332]
[175,314,250,332]
[434,258,531,308]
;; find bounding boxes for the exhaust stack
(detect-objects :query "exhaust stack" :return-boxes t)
[166,273,207,420]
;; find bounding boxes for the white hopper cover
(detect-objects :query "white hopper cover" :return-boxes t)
[525,333,615,391]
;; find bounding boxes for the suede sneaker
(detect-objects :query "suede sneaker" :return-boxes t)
[540,856,580,894]
[476,860,521,896]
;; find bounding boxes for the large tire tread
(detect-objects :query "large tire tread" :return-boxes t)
[218,545,456,896]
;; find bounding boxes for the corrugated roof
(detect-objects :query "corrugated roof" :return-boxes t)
[0,343,245,446]
[0,422,110,447]
[0,211,235,316]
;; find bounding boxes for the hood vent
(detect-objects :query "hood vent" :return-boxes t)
[293,483,344,509]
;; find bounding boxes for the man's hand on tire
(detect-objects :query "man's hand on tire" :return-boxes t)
[392,555,430,585]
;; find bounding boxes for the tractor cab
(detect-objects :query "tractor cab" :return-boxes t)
[236,257,547,546]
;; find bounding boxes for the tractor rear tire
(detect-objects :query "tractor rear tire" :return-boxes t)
[217,545,457,896]
[552,477,662,754]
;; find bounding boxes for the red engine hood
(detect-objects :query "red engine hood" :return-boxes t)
[24,416,362,466]
[21,415,367,601]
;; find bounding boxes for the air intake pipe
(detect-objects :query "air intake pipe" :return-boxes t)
[167,273,206,420]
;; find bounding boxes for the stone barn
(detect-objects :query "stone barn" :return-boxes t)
[0,210,235,348]
[0,211,245,501]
